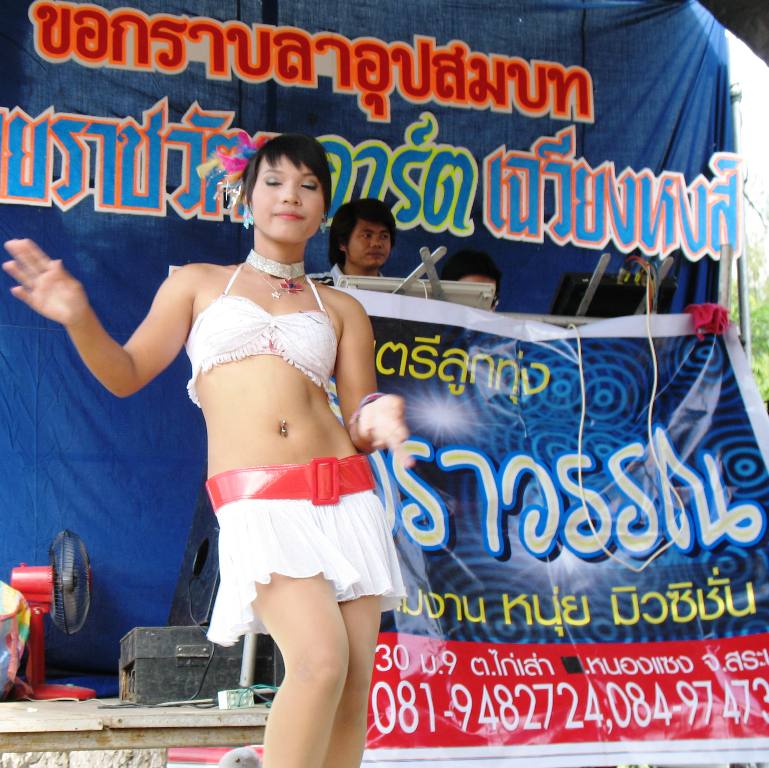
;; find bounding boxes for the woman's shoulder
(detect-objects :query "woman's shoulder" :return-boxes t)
[164,262,238,293]
[172,261,237,281]
[152,262,240,311]
[313,282,373,341]
[314,281,364,311]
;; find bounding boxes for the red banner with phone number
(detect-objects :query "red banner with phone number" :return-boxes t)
[368,632,769,750]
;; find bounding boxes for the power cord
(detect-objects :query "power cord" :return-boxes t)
[99,698,216,709]
[218,683,278,709]
[569,258,687,573]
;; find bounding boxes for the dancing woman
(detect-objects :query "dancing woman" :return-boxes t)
[3,133,409,768]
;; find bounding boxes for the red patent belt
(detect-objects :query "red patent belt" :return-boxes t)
[206,454,374,510]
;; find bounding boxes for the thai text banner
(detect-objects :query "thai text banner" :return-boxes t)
[6,0,744,262]
[0,102,741,261]
[354,294,769,765]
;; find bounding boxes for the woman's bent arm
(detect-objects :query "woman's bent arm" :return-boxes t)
[3,238,195,397]
[329,288,412,465]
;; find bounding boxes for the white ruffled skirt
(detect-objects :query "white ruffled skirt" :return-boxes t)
[207,489,406,646]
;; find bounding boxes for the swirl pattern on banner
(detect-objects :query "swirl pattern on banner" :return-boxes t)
[370,318,769,645]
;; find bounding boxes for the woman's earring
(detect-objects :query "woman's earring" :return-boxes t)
[320,214,329,233]
[242,205,254,230]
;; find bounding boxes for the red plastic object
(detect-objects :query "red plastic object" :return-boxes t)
[10,565,95,701]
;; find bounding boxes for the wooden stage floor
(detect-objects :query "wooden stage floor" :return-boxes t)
[0,697,267,753]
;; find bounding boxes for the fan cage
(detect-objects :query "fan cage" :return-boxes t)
[49,530,91,634]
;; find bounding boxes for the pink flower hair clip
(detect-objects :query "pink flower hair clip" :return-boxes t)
[196,130,272,227]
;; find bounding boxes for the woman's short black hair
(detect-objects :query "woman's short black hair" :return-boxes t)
[328,198,396,267]
[241,133,332,213]
[440,249,502,292]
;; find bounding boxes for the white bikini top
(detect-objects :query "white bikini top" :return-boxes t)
[185,263,338,407]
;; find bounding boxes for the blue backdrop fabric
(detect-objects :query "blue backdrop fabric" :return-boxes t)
[0,0,737,679]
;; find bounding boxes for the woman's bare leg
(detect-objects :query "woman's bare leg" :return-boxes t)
[321,596,382,768]
[255,574,350,768]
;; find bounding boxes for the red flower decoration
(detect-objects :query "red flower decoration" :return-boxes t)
[684,303,729,339]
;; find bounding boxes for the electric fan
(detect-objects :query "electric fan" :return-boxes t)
[10,530,95,700]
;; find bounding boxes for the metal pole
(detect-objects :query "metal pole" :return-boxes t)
[239,632,257,687]
[730,81,752,362]
[718,243,734,310]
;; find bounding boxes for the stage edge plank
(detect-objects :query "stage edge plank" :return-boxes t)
[0,698,267,753]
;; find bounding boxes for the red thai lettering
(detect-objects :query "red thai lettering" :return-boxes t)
[433,43,469,103]
[273,29,315,84]
[548,65,594,122]
[72,5,109,63]
[353,40,393,121]
[150,17,187,72]
[26,7,596,125]
[468,54,510,110]
[187,19,228,78]
[110,10,151,68]
[225,22,273,80]
[508,59,549,116]
[29,1,72,60]
[392,37,433,101]
[314,33,354,90]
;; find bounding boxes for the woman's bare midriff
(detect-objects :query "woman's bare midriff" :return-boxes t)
[195,354,356,476]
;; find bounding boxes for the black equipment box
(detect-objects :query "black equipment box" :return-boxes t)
[119,626,283,704]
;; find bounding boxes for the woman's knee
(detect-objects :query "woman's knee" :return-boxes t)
[285,642,349,695]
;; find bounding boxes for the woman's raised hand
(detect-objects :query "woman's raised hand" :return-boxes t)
[3,239,89,326]
[355,394,415,468]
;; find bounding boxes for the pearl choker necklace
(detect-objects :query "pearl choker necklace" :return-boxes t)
[245,249,305,280]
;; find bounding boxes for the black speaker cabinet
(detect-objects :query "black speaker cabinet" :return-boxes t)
[167,471,283,692]
[168,470,220,626]
[120,626,283,704]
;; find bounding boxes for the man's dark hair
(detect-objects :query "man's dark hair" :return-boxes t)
[441,249,502,293]
[328,198,396,268]
[241,133,332,212]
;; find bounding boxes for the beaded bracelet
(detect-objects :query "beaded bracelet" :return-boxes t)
[349,392,385,428]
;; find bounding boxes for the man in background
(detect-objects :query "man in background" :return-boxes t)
[314,198,396,284]
[440,248,502,310]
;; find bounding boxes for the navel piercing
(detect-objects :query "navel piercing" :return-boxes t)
[279,418,288,437]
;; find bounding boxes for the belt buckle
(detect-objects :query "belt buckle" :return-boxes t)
[309,457,340,505]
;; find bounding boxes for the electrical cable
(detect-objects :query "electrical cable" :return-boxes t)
[106,574,220,708]
[569,259,688,573]
[184,574,218,702]
[185,568,278,707]
[229,683,278,709]
[99,698,216,709]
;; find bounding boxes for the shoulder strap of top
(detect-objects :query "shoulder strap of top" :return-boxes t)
[223,264,245,295]
[307,277,326,312]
